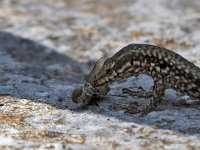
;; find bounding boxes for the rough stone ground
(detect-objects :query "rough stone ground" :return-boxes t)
[0,0,200,149]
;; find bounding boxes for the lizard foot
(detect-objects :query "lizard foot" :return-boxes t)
[172,99,200,107]
[123,102,143,114]
[123,102,155,117]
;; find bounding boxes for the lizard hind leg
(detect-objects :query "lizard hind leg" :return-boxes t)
[124,76,165,115]
[142,76,165,115]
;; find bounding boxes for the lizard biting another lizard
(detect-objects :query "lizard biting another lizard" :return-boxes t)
[72,44,200,114]
[72,57,110,105]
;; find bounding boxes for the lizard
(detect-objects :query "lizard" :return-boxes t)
[72,44,200,114]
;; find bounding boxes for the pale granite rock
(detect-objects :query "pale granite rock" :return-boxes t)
[0,0,199,149]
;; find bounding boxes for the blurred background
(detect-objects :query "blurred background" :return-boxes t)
[0,0,200,149]
[1,0,200,61]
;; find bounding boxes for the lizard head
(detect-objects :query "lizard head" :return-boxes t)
[94,58,116,86]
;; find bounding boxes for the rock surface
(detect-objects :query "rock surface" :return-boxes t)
[0,0,200,149]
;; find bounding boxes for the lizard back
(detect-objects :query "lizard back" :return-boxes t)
[95,44,200,99]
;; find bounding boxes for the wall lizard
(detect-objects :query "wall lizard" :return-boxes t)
[72,44,200,114]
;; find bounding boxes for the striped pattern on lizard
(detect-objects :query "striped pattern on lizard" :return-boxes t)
[72,44,200,114]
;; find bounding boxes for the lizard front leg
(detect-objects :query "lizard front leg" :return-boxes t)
[125,76,165,115]
[122,87,152,98]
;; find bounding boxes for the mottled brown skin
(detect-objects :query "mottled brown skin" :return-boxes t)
[94,44,200,114]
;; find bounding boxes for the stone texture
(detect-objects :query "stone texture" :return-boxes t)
[0,0,200,149]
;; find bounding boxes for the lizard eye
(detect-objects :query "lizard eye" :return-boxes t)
[106,69,113,75]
